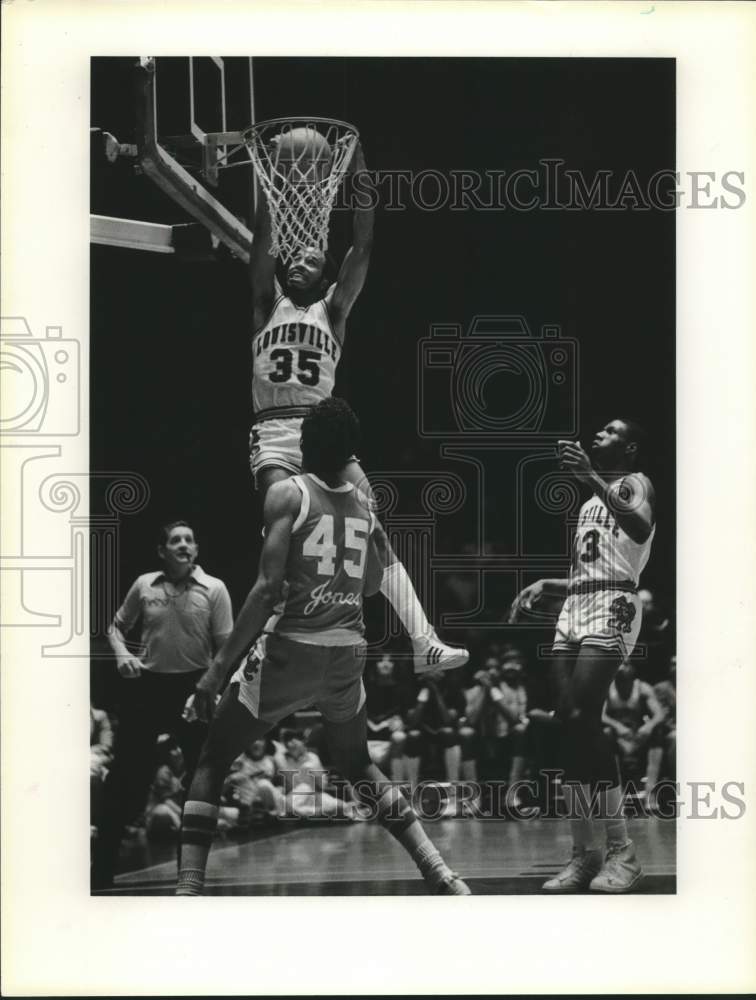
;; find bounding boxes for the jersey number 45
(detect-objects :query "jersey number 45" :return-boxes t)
[303,514,369,578]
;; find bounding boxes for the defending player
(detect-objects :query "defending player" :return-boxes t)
[248,140,467,675]
[176,398,470,895]
[510,419,656,892]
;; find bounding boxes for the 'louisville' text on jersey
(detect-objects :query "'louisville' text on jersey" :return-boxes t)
[254,322,340,362]
[579,502,620,537]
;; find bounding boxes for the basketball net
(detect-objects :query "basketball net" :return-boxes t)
[244,118,359,264]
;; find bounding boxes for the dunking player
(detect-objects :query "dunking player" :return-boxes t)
[510,419,656,892]
[176,399,470,895]
[248,140,467,674]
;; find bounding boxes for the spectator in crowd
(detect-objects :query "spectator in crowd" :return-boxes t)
[408,669,477,785]
[637,588,674,684]
[144,736,185,841]
[602,661,666,788]
[275,730,358,819]
[90,703,114,838]
[648,654,677,800]
[364,653,416,780]
[465,650,532,789]
[222,738,283,827]
[91,519,233,890]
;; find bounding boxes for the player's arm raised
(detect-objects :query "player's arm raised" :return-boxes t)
[328,142,374,331]
[558,440,656,543]
[250,178,278,331]
[193,480,299,718]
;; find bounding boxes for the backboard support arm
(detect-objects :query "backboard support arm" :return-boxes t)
[135,58,253,263]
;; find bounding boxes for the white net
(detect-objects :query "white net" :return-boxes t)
[243,117,359,264]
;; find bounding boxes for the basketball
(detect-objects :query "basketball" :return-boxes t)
[274,126,332,171]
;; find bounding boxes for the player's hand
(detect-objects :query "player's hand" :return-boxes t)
[189,688,217,724]
[558,440,593,481]
[352,140,366,172]
[508,580,546,621]
[117,656,145,679]
[191,674,221,723]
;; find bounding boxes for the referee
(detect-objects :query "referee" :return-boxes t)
[91,520,233,890]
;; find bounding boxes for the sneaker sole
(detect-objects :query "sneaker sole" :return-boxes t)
[414,651,470,674]
[589,869,644,894]
[542,879,596,893]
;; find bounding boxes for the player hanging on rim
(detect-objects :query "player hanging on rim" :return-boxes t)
[510,419,656,893]
[177,398,470,895]
[248,138,467,675]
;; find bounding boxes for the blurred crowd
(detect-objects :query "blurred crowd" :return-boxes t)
[90,586,676,842]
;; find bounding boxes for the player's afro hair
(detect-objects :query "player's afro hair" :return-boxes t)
[301,397,360,478]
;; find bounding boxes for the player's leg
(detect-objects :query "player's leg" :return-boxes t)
[323,704,470,894]
[256,465,293,498]
[176,684,272,895]
[249,417,303,499]
[541,648,604,892]
[317,644,469,893]
[548,644,642,893]
[341,459,468,673]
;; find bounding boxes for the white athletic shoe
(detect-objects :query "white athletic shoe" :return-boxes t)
[434,871,472,895]
[542,847,603,893]
[589,840,643,893]
[412,633,469,674]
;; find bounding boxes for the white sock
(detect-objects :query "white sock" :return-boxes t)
[565,782,599,852]
[380,561,432,641]
[601,785,629,847]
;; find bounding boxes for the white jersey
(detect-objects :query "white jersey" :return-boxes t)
[570,489,655,589]
[251,281,341,419]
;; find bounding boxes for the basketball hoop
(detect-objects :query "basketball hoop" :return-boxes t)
[243,117,359,264]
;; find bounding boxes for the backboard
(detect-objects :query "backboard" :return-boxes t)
[91,57,256,262]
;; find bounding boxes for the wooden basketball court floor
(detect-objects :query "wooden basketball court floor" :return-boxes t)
[99,817,676,895]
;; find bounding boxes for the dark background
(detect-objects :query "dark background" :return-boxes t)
[91,57,675,687]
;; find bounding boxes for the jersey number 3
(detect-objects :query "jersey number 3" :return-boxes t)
[579,529,600,563]
[303,514,368,578]
[269,348,321,386]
